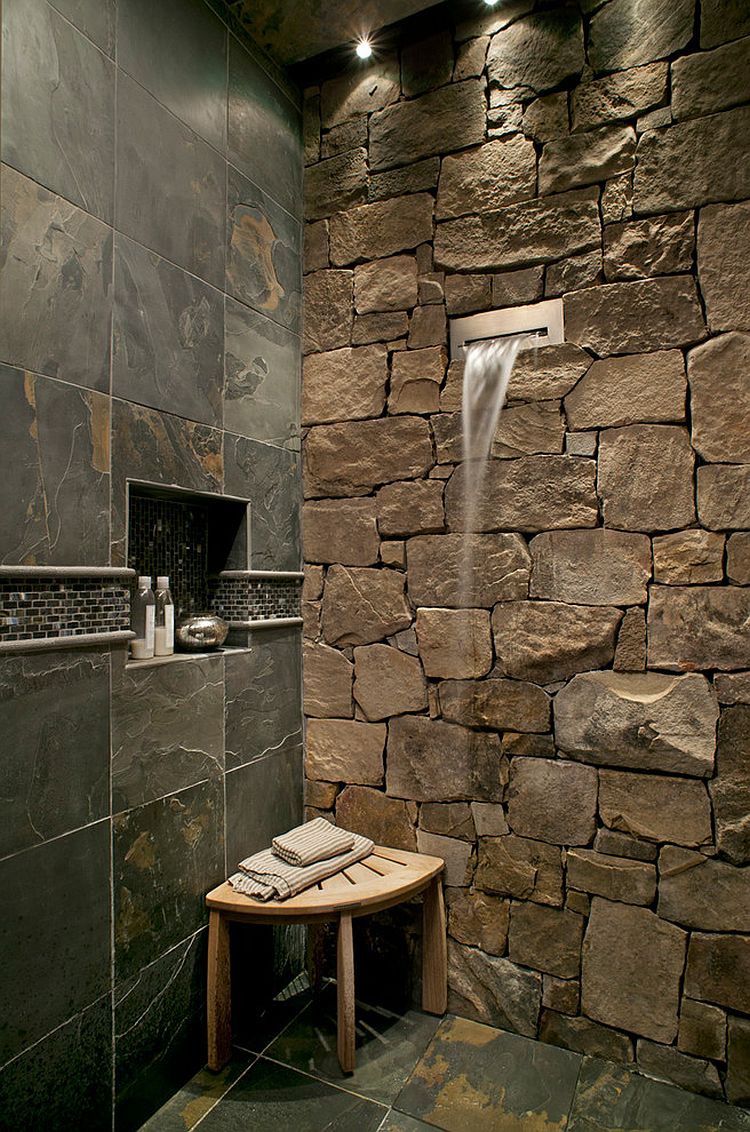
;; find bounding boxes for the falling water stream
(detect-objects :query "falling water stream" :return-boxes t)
[460,333,534,607]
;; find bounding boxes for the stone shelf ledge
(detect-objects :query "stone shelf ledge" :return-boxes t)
[229,617,303,631]
[215,570,304,580]
[126,645,253,670]
[0,566,136,578]
[0,629,135,655]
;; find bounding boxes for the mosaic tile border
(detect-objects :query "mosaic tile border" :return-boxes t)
[209,572,303,624]
[0,569,136,651]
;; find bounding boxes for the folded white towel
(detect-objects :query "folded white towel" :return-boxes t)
[229,827,374,902]
[272,817,355,866]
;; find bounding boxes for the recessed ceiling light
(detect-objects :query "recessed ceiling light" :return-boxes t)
[355,38,373,59]
[483,0,498,6]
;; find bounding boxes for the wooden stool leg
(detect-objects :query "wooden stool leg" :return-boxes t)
[307,923,325,995]
[207,909,232,1070]
[336,912,356,1073]
[422,877,447,1015]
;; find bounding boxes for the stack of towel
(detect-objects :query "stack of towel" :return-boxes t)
[228,817,374,902]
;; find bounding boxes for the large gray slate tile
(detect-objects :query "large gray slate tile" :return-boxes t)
[225,628,302,771]
[0,364,110,566]
[113,778,224,983]
[197,1058,387,1132]
[0,164,112,392]
[48,0,116,54]
[113,236,224,427]
[115,930,209,1132]
[110,399,223,566]
[224,296,300,448]
[117,0,226,151]
[568,1057,750,1132]
[225,743,303,868]
[0,650,109,858]
[265,985,440,1107]
[0,997,112,1132]
[224,434,301,571]
[1,0,115,222]
[0,820,111,1064]
[396,1015,582,1131]
[112,652,224,813]
[138,1054,255,1132]
[228,36,302,216]
[226,166,302,334]
[116,73,225,287]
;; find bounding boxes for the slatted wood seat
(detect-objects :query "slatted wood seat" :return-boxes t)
[206,845,447,1074]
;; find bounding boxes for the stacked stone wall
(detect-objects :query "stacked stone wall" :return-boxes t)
[301,0,750,1105]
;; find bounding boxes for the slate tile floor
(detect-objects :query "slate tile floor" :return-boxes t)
[142,981,750,1132]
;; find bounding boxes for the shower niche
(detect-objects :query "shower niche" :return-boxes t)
[126,482,249,619]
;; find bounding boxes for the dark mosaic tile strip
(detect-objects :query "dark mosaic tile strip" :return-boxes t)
[0,579,130,643]
[209,575,302,622]
[128,495,209,615]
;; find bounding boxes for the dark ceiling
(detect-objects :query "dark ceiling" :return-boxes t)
[222,0,445,65]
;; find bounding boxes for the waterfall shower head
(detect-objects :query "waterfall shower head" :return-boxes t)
[449,297,565,362]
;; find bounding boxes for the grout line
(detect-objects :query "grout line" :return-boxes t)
[0,813,111,866]
[186,1054,260,1131]
[258,1051,392,1107]
[0,987,113,1075]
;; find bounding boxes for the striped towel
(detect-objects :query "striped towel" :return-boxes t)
[272,817,355,866]
[229,828,374,902]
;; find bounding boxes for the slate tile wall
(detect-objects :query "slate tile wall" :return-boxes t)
[300,0,750,1109]
[0,0,303,1126]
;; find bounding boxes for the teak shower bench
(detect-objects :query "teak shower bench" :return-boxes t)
[205,845,447,1073]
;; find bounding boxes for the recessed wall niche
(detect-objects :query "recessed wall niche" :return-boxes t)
[127,483,249,617]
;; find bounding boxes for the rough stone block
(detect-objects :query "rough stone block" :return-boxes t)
[303,270,352,353]
[471,803,509,838]
[540,1011,634,1064]
[613,607,647,671]
[648,585,750,670]
[448,942,541,1036]
[306,780,338,811]
[389,345,446,414]
[712,705,750,865]
[329,193,434,266]
[530,529,651,606]
[446,889,509,955]
[542,976,580,1016]
[672,36,750,122]
[602,172,633,224]
[380,540,405,568]
[598,425,696,531]
[522,92,569,143]
[416,830,473,887]
[475,834,564,906]
[303,498,379,566]
[540,126,635,195]
[658,845,750,931]
[369,80,486,172]
[420,802,474,841]
[351,311,409,345]
[727,1016,750,1106]
[566,848,656,905]
[565,432,598,457]
[304,220,328,273]
[304,416,433,498]
[321,565,412,647]
[572,63,668,131]
[444,274,492,316]
[376,480,444,538]
[416,607,493,680]
[698,196,750,333]
[487,8,584,95]
[435,190,601,272]
[401,29,453,97]
[353,255,418,314]
[446,455,598,533]
[303,640,353,719]
[320,58,400,128]
[593,829,657,862]
[604,212,694,281]
[634,106,750,213]
[554,670,718,776]
[493,601,621,684]
[438,678,550,734]
[305,718,385,784]
[304,148,368,220]
[407,532,530,608]
[582,899,687,1043]
[386,715,506,803]
[636,1040,723,1099]
[545,249,602,296]
[493,402,566,458]
[688,333,750,463]
[728,533,750,583]
[368,157,441,204]
[352,643,427,722]
[454,35,490,82]
[437,136,537,220]
[303,565,324,602]
[565,277,705,355]
[701,0,750,48]
[678,999,727,1062]
[503,733,556,759]
[303,344,388,425]
[335,784,416,851]
[320,116,367,160]
[508,342,591,401]
[588,0,694,71]
[407,304,447,350]
[508,903,585,978]
[652,530,725,585]
[598,770,712,846]
[715,673,750,705]
[507,757,598,847]
[493,266,545,309]
[697,465,750,530]
[685,933,750,1015]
